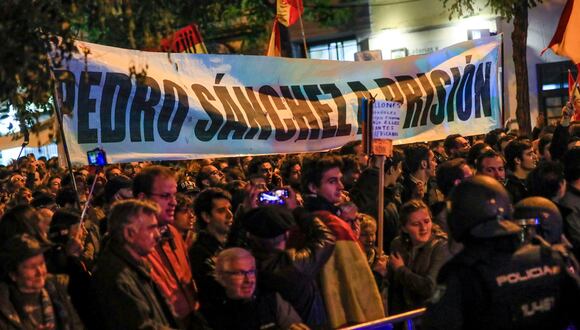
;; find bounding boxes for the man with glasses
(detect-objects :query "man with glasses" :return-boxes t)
[202,247,305,330]
[133,165,202,328]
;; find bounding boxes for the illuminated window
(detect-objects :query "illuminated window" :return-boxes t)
[308,39,359,61]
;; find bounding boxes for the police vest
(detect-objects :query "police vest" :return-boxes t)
[465,244,570,330]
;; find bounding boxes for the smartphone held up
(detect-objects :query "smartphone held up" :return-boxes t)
[258,189,289,206]
[87,148,108,167]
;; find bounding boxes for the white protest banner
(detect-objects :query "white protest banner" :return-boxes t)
[51,35,502,164]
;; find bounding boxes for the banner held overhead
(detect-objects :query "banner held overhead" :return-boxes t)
[51,36,502,164]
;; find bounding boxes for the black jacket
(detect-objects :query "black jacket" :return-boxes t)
[350,167,401,253]
[504,173,529,203]
[250,209,335,328]
[91,241,178,330]
[188,231,227,315]
[203,290,301,330]
[303,195,341,216]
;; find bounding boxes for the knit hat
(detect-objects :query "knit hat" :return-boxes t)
[104,175,132,202]
[242,205,295,239]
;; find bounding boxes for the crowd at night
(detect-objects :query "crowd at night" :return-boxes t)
[0,105,579,329]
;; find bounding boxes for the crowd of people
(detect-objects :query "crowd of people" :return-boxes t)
[0,104,579,329]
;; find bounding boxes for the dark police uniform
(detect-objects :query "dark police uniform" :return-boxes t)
[422,176,580,330]
[422,238,580,330]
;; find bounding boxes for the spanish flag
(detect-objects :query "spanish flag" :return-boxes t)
[568,69,578,99]
[543,0,580,63]
[277,0,304,27]
[312,211,385,328]
[266,20,282,57]
[568,67,580,121]
[160,23,207,54]
[266,0,304,56]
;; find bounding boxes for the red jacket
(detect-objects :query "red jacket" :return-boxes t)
[146,224,198,320]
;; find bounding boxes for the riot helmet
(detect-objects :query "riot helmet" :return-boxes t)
[514,197,562,245]
[448,175,519,242]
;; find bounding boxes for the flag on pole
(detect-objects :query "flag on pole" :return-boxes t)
[543,0,580,63]
[568,69,576,99]
[266,20,282,56]
[567,67,580,121]
[160,23,207,54]
[277,0,304,27]
[266,0,304,56]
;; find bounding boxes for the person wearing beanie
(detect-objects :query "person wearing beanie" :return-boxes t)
[242,205,335,328]
[0,234,82,329]
[104,174,133,204]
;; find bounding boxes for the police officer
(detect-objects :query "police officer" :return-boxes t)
[513,196,579,274]
[422,175,580,330]
[513,196,564,246]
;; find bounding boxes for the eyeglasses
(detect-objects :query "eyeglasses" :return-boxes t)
[221,269,256,279]
[149,192,177,200]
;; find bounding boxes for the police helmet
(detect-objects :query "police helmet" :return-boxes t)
[448,175,519,242]
[514,197,563,245]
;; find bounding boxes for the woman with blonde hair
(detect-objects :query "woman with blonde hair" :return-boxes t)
[388,199,450,315]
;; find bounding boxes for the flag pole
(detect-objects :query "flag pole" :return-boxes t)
[45,41,82,210]
[569,69,574,102]
[298,15,309,58]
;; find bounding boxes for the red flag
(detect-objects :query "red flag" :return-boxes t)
[567,66,580,121]
[266,20,282,57]
[160,23,207,54]
[568,69,575,98]
[543,0,580,63]
[277,0,304,27]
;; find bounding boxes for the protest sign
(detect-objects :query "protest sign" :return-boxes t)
[51,35,502,164]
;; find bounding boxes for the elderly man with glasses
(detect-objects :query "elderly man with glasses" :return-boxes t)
[201,247,306,330]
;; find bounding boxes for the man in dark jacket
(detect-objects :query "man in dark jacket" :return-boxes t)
[300,154,385,327]
[351,150,405,254]
[91,199,178,329]
[401,144,442,206]
[504,139,537,203]
[189,188,233,314]
[242,205,335,328]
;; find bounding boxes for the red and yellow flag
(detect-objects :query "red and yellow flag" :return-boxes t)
[266,20,282,57]
[543,0,580,63]
[568,69,576,98]
[277,0,304,27]
[266,0,304,56]
[160,23,207,54]
[568,67,580,121]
